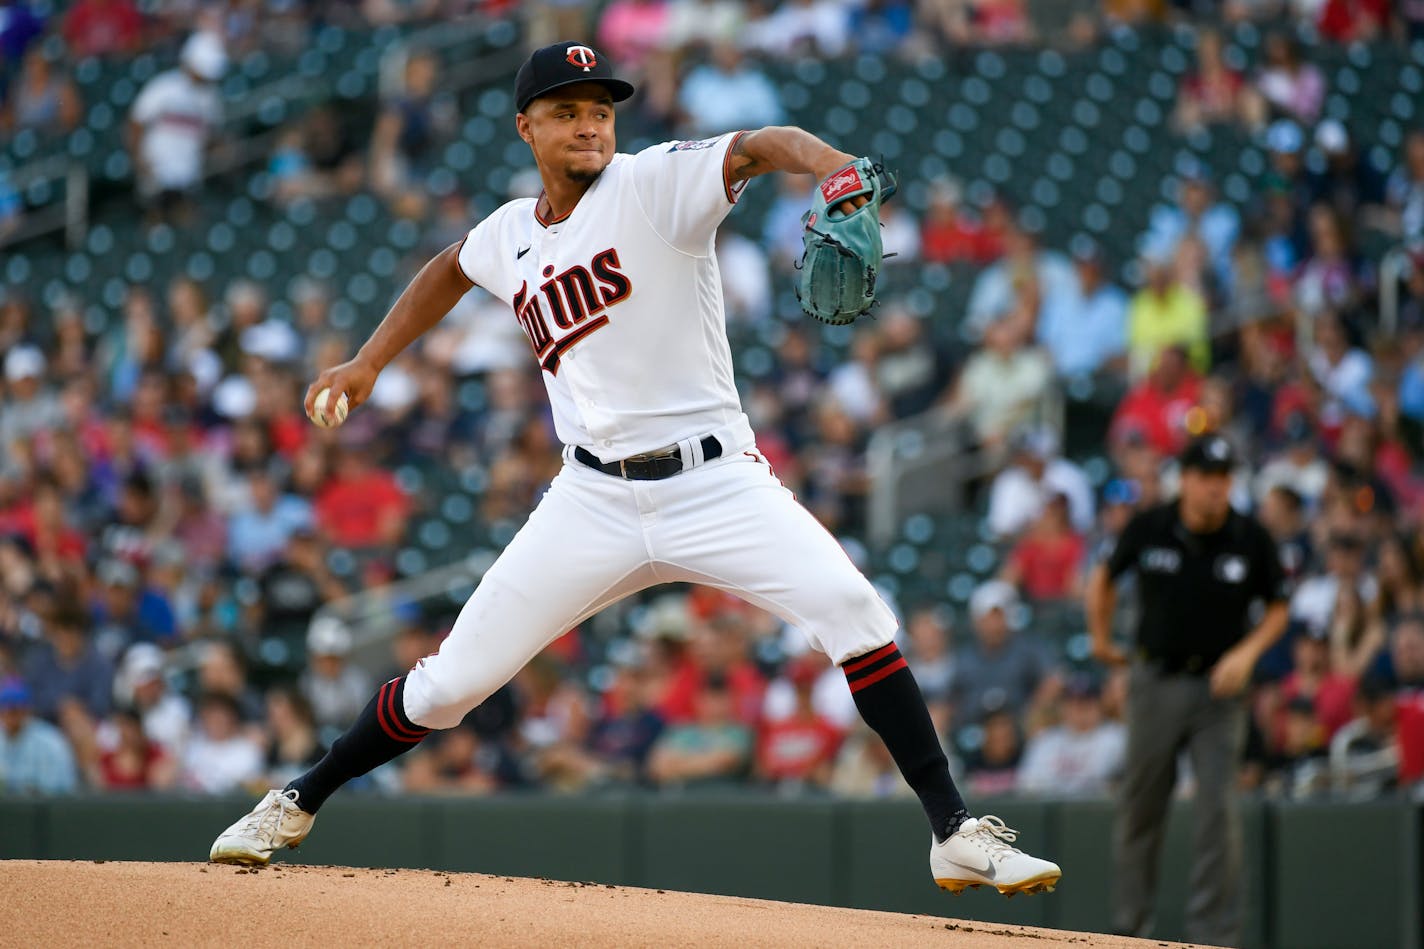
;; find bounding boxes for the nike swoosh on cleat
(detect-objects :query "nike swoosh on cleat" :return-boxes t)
[516,246,531,259]
[960,855,996,879]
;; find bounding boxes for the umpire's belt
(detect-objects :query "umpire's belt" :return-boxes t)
[1137,648,1211,676]
[573,435,723,481]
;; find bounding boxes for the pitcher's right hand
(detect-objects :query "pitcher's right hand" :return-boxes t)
[304,357,379,423]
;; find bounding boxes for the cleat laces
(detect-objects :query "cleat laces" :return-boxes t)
[235,790,300,841]
[966,815,1023,861]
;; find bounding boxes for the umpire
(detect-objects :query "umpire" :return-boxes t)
[1085,435,1289,947]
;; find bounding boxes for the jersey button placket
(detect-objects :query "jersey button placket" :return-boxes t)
[567,375,606,446]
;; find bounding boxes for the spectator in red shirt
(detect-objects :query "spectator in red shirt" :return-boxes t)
[21,474,87,573]
[755,655,844,788]
[313,442,410,551]
[1398,691,1424,786]
[1174,27,1248,134]
[968,0,1033,45]
[1001,493,1086,603]
[657,609,766,726]
[62,0,143,59]
[1109,346,1203,457]
[1315,0,1390,43]
[920,178,1001,266]
[1269,632,1357,750]
[94,707,177,790]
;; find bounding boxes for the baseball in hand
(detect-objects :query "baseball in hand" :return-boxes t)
[311,388,349,428]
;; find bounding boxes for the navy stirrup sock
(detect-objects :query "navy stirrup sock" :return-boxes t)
[286,675,431,814]
[844,643,971,843]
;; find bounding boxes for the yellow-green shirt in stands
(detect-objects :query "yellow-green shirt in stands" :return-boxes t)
[1127,284,1209,377]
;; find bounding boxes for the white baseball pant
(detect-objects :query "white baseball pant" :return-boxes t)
[401,439,898,730]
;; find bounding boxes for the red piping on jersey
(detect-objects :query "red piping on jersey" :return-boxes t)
[723,130,750,205]
[534,192,576,228]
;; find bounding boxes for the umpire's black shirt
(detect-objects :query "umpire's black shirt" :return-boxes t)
[1106,501,1288,674]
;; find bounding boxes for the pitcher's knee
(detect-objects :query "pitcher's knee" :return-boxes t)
[804,585,898,665]
[402,661,503,731]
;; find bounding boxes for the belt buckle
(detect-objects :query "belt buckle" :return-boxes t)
[630,446,678,462]
[623,445,677,479]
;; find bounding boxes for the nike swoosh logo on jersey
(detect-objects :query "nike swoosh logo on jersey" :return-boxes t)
[516,245,531,259]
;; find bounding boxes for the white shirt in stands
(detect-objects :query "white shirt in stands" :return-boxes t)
[456,130,756,461]
[130,69,222,190]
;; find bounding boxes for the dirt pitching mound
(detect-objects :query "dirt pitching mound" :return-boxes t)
[0,861,1197,948]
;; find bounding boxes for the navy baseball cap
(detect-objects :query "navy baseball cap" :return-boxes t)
[1179,434,1236,473]
[514,41,636,114]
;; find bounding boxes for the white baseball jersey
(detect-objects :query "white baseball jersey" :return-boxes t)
[456,130,754,461]
[130,69,222,190]
[401,132,899,733]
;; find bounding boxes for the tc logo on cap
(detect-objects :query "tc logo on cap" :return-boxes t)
[1206,438,1229,460]
[566,45,597,71]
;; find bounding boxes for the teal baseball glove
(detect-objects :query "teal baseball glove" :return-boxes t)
[795,157,898,325]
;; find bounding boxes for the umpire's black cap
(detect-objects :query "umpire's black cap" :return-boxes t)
[514,41,636,113]
[1179,434,1237,474]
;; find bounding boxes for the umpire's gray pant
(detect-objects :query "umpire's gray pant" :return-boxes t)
[1113,660,1247,947]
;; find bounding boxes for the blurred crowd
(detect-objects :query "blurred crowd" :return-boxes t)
[5,0,1424,231]
[3,1,1424,803]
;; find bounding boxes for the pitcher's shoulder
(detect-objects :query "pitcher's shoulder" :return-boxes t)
[484,197,539,224]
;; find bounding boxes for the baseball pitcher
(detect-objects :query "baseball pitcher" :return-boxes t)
[210,41,1060,897]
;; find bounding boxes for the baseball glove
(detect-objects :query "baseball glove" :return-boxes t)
[795,157,898,325]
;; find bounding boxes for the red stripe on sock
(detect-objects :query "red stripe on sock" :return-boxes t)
[373,681,404,742]
[383,678,429,741]
[843,643,899,675]
[847,657,908,693]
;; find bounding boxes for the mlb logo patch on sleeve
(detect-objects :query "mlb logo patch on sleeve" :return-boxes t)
[669,138,719,152]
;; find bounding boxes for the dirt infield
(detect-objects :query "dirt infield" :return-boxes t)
[0,861,1197,948]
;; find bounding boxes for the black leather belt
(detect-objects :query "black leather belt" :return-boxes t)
[1138,649,1210,676]
[573,435,723,480]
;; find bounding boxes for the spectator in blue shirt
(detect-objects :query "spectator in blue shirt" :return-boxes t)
[677,44,784,139]
[1400,348,1424,423]
[0,678,78,794]
[965,223,1078,342]
[762,172,816,271]
[0,169,21,240]
[0,0,44,67]
[1139,166,1240,300]
[226,462,314,572]
[90,558,179,661]
[1037,239,1129,379]
[21,605,113,722]
[849,0,914,55]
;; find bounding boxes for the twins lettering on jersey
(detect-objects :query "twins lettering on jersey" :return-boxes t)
[512,248,632,374]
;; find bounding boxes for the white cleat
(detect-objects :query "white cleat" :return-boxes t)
[931,815,1062,897]
[209,789,316,866]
